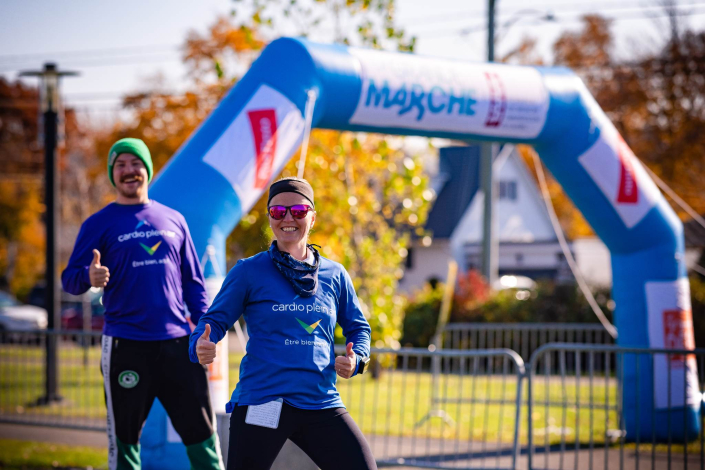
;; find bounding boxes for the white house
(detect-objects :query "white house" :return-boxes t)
[399,145,612,292]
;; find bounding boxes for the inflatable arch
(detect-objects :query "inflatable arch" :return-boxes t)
[148,38,698,448]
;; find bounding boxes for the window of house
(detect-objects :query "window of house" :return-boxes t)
[499,180,517,201]
[405,247,414,269]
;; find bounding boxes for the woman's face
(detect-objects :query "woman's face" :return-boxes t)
[268,192,315,247]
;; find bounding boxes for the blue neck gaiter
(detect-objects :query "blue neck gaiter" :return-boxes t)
[268,241,320,297]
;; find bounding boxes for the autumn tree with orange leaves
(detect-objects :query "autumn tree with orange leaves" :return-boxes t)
[95,8,428,348]
[0,79,100,298]
[542,14,705,234]
[506,13,705,240]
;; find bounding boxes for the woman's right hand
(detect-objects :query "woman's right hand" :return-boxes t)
[196,324,217,365]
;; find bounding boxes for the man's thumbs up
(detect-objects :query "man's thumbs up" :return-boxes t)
[89,249,110,288]
[196,323,217,365]
[335,342,356,380]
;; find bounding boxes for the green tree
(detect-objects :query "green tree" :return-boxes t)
[232,0,415,51]
[97,13,431,348]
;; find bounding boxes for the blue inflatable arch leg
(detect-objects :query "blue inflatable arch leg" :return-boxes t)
[149,38,699,449]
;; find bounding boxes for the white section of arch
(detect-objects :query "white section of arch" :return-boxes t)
[202,85,305,215]
[348,48,549,138]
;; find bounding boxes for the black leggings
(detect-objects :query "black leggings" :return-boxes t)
[227,402,377,470]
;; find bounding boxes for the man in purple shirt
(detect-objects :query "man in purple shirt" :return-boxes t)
[62,138,222,470]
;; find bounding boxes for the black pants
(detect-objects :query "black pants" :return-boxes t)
[228,402,377,470]
[101,335,221,469]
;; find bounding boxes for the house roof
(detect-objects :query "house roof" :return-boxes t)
[425,145,559,244]
[684,215,705,248]
[424,146,481,239]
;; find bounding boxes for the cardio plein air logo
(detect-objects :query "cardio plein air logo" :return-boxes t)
[135,221,162,255]
[139,240,162,255]
[117,219,175,255]
[296,318,321,334]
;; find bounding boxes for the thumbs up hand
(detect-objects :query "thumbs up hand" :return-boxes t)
[335,342,357,379]
[89,249,110,288]
[196,324,217,365]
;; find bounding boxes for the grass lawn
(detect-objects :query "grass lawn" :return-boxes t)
[0,343,106,426]
[0,439,107,469]
[0,342,701,455]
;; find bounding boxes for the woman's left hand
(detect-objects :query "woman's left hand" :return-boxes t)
[335,342,357,379]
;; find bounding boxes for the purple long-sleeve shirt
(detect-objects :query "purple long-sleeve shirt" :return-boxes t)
[62,200,209,341]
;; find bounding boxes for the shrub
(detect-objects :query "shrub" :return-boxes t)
[690,275,705,348]
[401,273,615,348]
[400,283,444,348]
[401,270,705,349]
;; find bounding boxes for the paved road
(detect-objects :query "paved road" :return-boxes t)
[0,422,106,447]
[1,422,702,470]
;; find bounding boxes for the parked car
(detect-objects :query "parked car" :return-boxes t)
[60,290,105,332]
[492,275,537,301]
[0,290,48,333]
[27,283,105,332]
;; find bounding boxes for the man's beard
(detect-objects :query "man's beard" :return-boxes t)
[117,175,145,199]
[117,186,141,198]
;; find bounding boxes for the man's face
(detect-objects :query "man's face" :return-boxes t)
[113,154,148,199]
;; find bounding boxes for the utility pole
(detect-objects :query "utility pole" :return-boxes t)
[481,0,499,287]
[487,0,496,63]
[20,63,78,404]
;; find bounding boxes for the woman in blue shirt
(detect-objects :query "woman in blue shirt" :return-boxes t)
[189,177,376,470]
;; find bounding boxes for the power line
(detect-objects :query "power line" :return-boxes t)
[404,0,705,27]
[642,163,705,232]
[3,53,702,112]
[63,90,213,100]
[0,44,180,63]
[415,6,705,39]
[73,106,125,113]
[0,54,182,74]
[531,149,618,338]
[2,89,217,109]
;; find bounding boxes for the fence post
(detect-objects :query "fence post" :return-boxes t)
[416,261,458,428]
[526,365,534,470]
[512,365,526,470]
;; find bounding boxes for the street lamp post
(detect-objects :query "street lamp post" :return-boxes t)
[20,63,78,404]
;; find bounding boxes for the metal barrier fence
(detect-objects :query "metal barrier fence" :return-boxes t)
[333,345,526,470]
[0,329,105,430]
[442,323,615,361]
[3,330,705,470]
[527,343,705,470]
[0,330,525,470]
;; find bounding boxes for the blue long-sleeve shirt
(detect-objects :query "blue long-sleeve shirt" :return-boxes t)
[189,251,371,411]
[62,201,209,340]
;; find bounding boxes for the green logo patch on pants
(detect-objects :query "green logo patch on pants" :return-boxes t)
[118,371,139,388]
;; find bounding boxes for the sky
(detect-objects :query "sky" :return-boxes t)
[2,0,705,126]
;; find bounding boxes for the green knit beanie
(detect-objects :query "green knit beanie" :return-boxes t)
[107,138,153,187]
